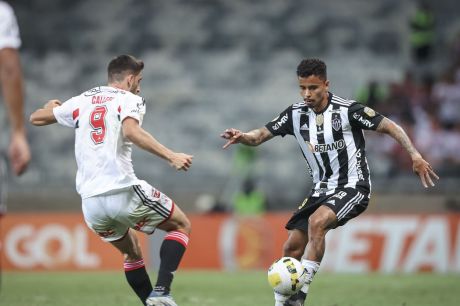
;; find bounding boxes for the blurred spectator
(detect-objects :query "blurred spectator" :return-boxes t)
[233,177,265,216]
[218,145,259,211]
[450,30,460,66]
[409,1,435,63]
[431,69,460,129]
[233,145,258,179]
[410,73,435,110]
[381,80,415,125]
[355,80,387,109]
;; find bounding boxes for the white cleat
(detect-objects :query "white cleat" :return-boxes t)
[146,293,178,306]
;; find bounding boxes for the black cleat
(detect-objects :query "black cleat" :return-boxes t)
[283,291,307,306]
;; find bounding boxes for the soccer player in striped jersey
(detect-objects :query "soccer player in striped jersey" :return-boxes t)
[30,55,193,306]
[221,58,439,306]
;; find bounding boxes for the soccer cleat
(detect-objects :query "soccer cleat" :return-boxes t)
[283,290,307,306]
[145,291,178,306]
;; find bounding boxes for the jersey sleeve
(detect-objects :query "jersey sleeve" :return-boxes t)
[348,102,384,130]
[265,105,294,137]
[0,2,21,49]
[120,95,145,123]
[52,97,79,128]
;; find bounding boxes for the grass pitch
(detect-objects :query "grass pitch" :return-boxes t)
[0,271,459,306]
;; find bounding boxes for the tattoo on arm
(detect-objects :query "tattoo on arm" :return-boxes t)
[242,127,273,146]
[376,117,420,158]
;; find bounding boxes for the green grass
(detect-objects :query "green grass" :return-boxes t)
[0,271,459,306]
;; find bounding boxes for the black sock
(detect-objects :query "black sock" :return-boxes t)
[155,231,189,294]
[124,259,153,305]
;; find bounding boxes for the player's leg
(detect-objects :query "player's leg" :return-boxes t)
[283,229,309,259]
[82,191,153,306]
[287,188,369,306]
[272,229,309,305]
[283,205,336,306]
[152,204,191,297]
[111,229,153,306]
[129,181,190,306]
[305,204,337,261]
[275,196,320,306]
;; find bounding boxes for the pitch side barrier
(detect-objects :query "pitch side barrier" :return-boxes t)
[1,213,460,273]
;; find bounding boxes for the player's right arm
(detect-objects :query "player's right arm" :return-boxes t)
[122,117,193,171]
[221,105,294,149]
[29,100,61,126]
[220,127,273,149]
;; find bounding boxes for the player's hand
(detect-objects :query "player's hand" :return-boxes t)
[44,99,61,109]
[8,132,31,176]
[221,128,244,149]
[412,156,439,188]
[169,153,193,171]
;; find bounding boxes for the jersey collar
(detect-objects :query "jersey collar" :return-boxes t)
[312,92,332,114]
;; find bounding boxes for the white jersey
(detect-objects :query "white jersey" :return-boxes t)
[0,1,21,50]
[53,86,145,199]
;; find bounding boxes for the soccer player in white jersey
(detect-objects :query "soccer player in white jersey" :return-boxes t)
[30,55,193,306]
[0,0,30,179]
[221,58,439,306]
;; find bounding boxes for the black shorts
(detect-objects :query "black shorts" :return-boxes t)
[285,187,370,232]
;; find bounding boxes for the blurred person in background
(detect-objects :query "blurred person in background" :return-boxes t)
[0,0,30,182]
[30,55,193,306]
[354,79,387,109]
[221,58,439,306]
[409,0,435,63]
[233,177,265,216]
[431,68,460,130]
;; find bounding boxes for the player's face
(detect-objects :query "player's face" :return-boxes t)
[298,75,329,112]
[128,73,143,94]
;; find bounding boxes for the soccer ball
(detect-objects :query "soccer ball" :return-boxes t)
[267,257,307,295]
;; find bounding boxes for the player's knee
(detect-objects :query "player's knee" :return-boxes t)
[172,214,191,235]
[308,215,329,236]
[180,215,192,235]
[123,248,143,262]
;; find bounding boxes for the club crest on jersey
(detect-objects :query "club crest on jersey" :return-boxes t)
[315,114,324,126]
[364,107,376,117]
[332,118,342,131]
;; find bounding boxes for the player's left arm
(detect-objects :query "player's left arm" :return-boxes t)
[29,99,61,126]
[376,117,439,188]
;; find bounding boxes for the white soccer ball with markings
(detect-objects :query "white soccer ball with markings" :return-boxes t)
[267,257,307,295]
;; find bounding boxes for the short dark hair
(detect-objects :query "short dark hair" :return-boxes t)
[296,58,327,80]
[107,55,144,83]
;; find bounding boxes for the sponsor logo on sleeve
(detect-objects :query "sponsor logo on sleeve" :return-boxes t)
[271,114,288,130]
[353,113,374,128]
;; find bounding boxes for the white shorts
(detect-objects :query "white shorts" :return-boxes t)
[82,180,175,242]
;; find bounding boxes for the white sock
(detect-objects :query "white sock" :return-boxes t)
[300,259,320,293]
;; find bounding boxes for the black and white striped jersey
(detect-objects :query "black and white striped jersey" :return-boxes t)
[265,92,384,197]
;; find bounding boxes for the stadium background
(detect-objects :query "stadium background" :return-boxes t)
[1,0,460,305]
